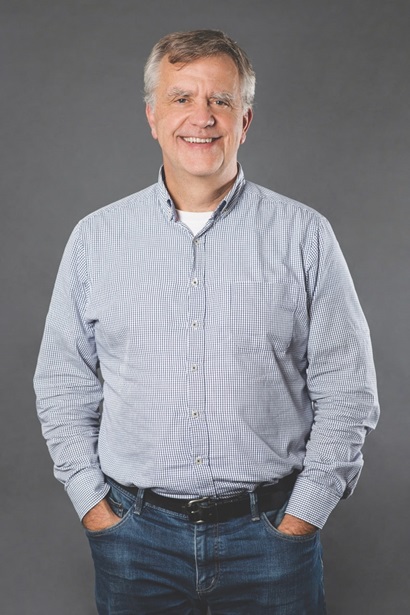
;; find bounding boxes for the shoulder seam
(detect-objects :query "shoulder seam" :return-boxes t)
[77,184,158,226]
[243,181,326,220]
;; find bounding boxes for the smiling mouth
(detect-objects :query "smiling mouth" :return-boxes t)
[181,137,217,143]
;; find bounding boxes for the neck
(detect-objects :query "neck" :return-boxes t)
[163,167,238,212]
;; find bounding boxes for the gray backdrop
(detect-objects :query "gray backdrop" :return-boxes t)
[1,1,409,613]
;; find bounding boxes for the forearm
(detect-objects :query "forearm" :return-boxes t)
[284,394,378,528]
[36,391,109,518]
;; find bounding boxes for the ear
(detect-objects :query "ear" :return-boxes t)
[145,104,158,140]
[240,108,253,145]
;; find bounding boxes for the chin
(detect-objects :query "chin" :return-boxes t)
[182,163,224,178]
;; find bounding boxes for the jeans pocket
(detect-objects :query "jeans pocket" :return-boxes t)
[261,510,319,543]
[107,491,124,518]
[85,486,136,539]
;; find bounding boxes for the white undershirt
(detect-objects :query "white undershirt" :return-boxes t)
[176,209,213,235]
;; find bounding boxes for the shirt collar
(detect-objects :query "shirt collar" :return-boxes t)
[156,165,246,222]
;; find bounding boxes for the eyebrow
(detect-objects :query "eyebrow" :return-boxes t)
[211,91,236,104]
[166,88,192,99]
[166,88,236,104]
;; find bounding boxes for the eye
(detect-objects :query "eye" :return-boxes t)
[176,97,188,104]
[214,99,229,107]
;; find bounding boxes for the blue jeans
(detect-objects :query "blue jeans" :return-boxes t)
[86,478,326,614]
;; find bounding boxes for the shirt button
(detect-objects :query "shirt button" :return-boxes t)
[191,364,198,372]
[194,239,200,245]
[195,456,202,465]
[192,410,199,418]
[191,278,199,286]
[192,320,199,329]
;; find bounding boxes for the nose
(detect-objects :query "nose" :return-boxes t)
[189,102,215,128]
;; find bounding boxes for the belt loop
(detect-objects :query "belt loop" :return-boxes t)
[249,490,260,521]
[133,488,145,515]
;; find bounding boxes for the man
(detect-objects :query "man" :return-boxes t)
[34,30,379,614]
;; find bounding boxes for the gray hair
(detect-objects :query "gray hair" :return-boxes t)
[144,29,256,111]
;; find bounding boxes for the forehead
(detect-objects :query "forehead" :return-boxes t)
[157,54,241,93]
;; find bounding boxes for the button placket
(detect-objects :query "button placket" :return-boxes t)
[186,236,213,491]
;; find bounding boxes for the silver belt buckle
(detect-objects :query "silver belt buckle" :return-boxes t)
[186,496,212,524]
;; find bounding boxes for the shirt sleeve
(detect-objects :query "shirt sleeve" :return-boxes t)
[285,216,379,528]
[33,223,109,520]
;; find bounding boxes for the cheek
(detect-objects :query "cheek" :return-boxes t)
[157,115,181,138]
[152,120,169,143]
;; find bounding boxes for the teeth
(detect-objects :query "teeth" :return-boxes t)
[183,137,214,143]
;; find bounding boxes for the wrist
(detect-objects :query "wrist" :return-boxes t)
[277,513,318,536]
[82,498,119,532]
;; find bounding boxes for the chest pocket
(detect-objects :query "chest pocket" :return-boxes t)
[230,282,298,352]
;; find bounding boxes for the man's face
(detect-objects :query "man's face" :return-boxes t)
[146,54,252,186]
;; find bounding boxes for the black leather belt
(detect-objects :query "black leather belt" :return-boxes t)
[110,471,298,524]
